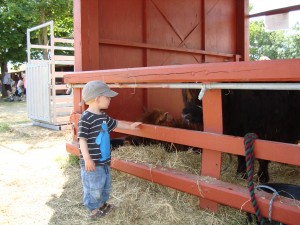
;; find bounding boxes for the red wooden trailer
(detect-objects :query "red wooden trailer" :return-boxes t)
[65,1,300,224]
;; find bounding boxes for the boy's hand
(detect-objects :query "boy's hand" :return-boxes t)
[130,122,142,129]
[85,158,96,171]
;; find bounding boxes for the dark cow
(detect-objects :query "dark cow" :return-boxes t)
[182,89,300,183]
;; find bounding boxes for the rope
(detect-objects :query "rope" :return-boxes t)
[256,185,279,222]
[244,133,265,225]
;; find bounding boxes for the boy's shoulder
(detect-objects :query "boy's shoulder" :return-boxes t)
[80,110,108,121]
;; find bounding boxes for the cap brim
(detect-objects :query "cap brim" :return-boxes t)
[103,90,118,97]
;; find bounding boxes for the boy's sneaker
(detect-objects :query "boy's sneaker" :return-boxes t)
[103,203,115,215]
[90,203,115,220]
[90,207,106,220]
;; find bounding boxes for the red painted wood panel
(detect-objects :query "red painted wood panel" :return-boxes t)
[98,0,144,69]
[97,1,145,123]
[205,0,236,62]
[236,0,249,61]
[146,0,203,117]
[146,0,202,66]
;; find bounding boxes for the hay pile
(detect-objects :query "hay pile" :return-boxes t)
[48,143,300,224]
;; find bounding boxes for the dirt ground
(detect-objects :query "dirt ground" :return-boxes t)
[0,101,299,225]
[0,101,71,225]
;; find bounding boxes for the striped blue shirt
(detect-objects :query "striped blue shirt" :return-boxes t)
[78,110,117,166]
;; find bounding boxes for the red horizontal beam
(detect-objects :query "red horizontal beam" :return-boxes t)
[64,59,300,84]
[114,122,300,167]
[111,158,300,225]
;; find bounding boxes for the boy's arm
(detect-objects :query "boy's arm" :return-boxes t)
[117,121,142,130]
[79,138,96,171]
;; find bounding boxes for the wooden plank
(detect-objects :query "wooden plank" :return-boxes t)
[30,60,50,64]
[54,38,74,44]
[30,44,74,51]
[54,107,73,114]
[236,0,249,61]
[64,58,300,84]
[67,115,300,167]
[52,95,73,103]
[54,72,73,78]
[54,60,74,65]
[54,55,75,61]
[112,122,300,167]
[66,142,80,156]
[55,84,68,90]
[72,88,82,113]
[88,0,99,70]
[200,89,223,211]
[99,38,237,59]
[73,0,83,71]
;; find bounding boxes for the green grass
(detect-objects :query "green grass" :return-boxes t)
[55,154,79,169]
[12,119,31,124]
[0,122,10,133]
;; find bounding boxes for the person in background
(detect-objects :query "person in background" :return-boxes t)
[3,71,13,101]
[0,79,2,97]
[16,75,24,101]
[22,71,26,97]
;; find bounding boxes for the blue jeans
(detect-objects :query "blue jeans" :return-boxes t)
[80,165,112,211]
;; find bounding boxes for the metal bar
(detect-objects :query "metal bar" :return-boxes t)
[27,20,53,32]
[30,45,74,51]
[54,38,74,44]
[27,29,31,63]
[71,82,300,91]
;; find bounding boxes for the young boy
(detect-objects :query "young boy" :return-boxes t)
[78,80,141,219]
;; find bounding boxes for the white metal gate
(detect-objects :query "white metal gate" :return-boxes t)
[26,21,74,129]
[26,63,51,122]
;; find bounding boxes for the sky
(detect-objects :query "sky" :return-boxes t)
[250,0,300,26]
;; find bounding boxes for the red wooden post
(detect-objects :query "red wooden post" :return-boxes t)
[200,89,223,212]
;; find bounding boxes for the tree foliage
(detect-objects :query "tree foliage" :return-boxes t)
[0,0,29,69]
[0,0,73,75]
[250,20,300,60]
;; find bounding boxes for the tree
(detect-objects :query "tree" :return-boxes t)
[249,20,300,60]
[0,0,29,74]
[284,23,300,58]
[0,0,73,96]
